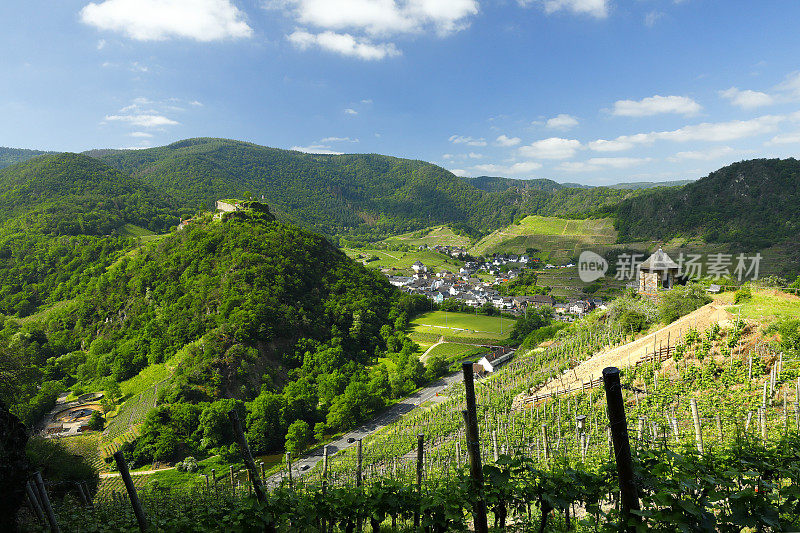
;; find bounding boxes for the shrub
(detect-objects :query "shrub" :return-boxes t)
[607,295,658,332]
[734,285,752,304]
[658,283,712,324]
[87,411,105,431]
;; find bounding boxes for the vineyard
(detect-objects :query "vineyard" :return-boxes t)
[101,379,167,458]
[20,292,800,531]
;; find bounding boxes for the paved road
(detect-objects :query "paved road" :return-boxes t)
[266,369,465,486]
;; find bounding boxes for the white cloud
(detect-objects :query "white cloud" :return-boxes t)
[470,161,542,176]
[291,144,344,154]
[644,11,663,27]
[449,135,487,146]
[129,131,154,138]
[321,136,359,142]
[611,95,701,117]
[775,72,800,99]
[442,153,454,160]
[274,0,479,37]
[344,108,359,115]
[668,146,738,162]
[96,39,107,50]
[520,0,608,18]
[766,132,800,145]
[545,113,579,130]
[719,72,800,109]
[557,157,651,172]
[190,100,204,107]
[360,99,373,104]
[518,137,581,159]
[80,0,253,41]
[449,168,467,175]
[468,152,482,159]
[719,88,774,109]
[288,30,400,60]
[495,134,521,147]
[590,115,787,151]
[587,138,635,152]
[105,113,179,127]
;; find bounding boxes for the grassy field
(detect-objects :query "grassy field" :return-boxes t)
[119,223,156,238]
[719,289,800,322]
[469,215,617,261]
[382,225,472,248]
[343,247,465,274]
[410,311,515,340]
[422,342,488,362]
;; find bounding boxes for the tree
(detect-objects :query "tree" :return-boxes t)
[314,422,326,443]
[87,411,104,431]
[285,420,310,457]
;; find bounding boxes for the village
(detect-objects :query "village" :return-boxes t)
[385,250,604,319]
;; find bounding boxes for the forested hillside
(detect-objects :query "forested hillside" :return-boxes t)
[614,158,800,249]
[0,153,192,318]
[0,146,52,169]
[91,138,524,239]
[0,152,187,235]
[2,204,433,461]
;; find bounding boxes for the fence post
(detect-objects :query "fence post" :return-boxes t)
[356,439,363,487]
[491,430,499,462]
[602,367,640,531]
[112,453,147,532]
[285,452,293,489]
[542,423,550,461]
[715,414,723,442]
[322,445,329,495]
[690,399,704,454]
[74,481,90,507]
[461,361,489,533]
[25,480,46,526]
[415,433,424,529]
[795,402,800,431]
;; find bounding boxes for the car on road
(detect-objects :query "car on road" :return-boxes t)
[347,437,355,443]
[300,464,309,471]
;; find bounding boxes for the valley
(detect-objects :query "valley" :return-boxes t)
[1,140,799,531]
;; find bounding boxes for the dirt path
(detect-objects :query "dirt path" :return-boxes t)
[420,337,445,363]
[378,250,399,260]
[534,303,734,396]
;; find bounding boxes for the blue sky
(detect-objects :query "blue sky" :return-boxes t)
[2,1,800,185]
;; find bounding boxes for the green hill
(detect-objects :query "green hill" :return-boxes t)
[0,153,187,235]
[91,138,523,239]
[614,158,800,250]
[0,153,194,317]
[3,205,434,462]
[469,214,618,260]
[0,146,53,169]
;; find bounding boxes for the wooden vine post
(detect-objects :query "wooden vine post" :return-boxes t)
[461,360,489,533]
[414,433,424,529]
[322,445,329,495]
[25,481,46,526]
[690,399,704,454]
[602,367,640,531]
[228,410,267,503]
[32,472,60,533]
[112,452,147,532]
